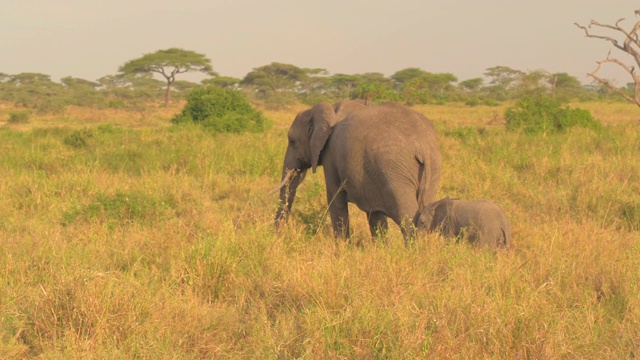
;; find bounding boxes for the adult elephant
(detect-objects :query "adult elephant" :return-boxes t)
[272,100,441,244]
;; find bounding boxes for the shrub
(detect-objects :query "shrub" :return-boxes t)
[35,98,67,114]
[261,91,297,110]
[7,111,30,124]
[505,95,602,134]
[465,97,480,107]
[400,80,431,105]
[172,86,271,133]
[63,129,93,149]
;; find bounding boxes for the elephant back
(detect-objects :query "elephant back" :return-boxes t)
[337,102,442,206]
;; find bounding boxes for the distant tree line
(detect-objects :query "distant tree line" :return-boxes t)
[0,49,634,113]
[0,71,168,114]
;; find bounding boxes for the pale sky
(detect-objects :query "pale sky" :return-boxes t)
[2,1,639,85]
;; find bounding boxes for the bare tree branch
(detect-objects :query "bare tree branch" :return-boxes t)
[576,9,640,108]
[587,56,638,104]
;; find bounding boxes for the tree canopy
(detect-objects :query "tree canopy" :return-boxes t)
[458,78,484,92]
[119,48,216,107]
[241,62,307,92]
[391,68,429,85]
[202,76,241,89]
[240,62,309,108]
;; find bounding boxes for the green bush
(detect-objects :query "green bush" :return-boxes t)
[63,129,93,149]
[172,86,271,133]
[35,98,67,114]
[465,97,480,107]
[7,111,30,124]
[261,91,297,110]
[505,96,601,134]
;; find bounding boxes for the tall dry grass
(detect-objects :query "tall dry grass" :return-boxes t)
[0,101,638,358]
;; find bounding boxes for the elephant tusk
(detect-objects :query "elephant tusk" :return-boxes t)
[269,169,296,195]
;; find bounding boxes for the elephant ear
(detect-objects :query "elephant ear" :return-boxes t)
[433,197,452,230]
[428,203,437,217]
[309,103,336,173]
[444,197,454,214]
[433,200,446,218]
[441,197,455,214]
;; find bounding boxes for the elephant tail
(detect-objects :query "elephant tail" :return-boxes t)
[500,225,511,248]
[415,151,437,207]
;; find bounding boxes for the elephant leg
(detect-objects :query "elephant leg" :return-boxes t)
[327,188,350,239]
[400,222,417,246]
[367,211,388,238]
[388,198,419,247]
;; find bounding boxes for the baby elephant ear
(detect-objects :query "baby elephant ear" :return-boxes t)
[309,103,336,173]
[433,198,451,219]
[442,197,454,213]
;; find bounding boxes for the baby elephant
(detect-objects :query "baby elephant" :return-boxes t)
[415,197,511,249]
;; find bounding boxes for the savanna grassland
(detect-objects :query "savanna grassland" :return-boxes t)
[0,100,639,358]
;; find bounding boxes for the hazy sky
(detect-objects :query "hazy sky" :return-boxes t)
[2,1,639,85]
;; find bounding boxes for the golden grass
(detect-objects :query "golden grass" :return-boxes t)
[415,100,640,127]
[0,101,184,130]
[0,100,638,358]
[575,101,640,125]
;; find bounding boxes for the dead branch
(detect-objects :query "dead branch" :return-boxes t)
[575,9,640,107]
[587,57,637,104]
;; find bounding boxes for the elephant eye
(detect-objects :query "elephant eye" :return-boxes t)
[289,138,296,146]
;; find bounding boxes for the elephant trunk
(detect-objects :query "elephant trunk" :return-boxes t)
[269,168,296,195]
[274,168,306,228]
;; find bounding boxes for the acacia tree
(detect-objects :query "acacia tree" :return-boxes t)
[201,76,241,89]
[119,48,216,107]
[515,70,551,97]
[483,66,524,100]
[548,73,591,101]
[575,9,640,107]
[241,62,307,108]
[458,78,484,93]
[241,62,307,93]
[484,66,524,89]
[5,73,66,112]
[391,68,429,86]
[61,76,103,107]
[329,74,362,98]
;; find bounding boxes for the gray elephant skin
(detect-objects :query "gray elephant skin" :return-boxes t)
[415,196,511,248]
[273,100,442,244]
